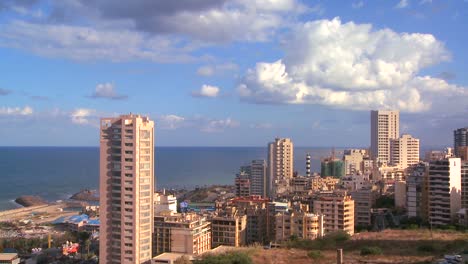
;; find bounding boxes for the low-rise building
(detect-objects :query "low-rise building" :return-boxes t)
[313,193,354,235]
[350,187,377,228]
[153,212,211,256]
[0,253,20,264]
[210,212,247,248]
[275,211,324,241]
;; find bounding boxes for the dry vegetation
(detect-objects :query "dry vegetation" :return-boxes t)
[251,229,468,264]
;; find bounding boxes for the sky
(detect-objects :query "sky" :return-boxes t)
[0,0,467,147]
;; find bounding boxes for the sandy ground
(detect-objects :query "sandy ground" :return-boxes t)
[0,203,77,224]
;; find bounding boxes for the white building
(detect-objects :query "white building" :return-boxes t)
[154,192,178,214]
[390,134,420,170]
[428,158,462,226]
[370,110,399,165]
[343,149,368,175]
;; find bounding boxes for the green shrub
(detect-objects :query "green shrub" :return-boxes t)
[193,251,252,264]
[307,250,323,259]
[360,246,383,256]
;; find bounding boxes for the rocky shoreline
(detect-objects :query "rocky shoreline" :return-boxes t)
[14,196,48,207]
[70,189,99,201]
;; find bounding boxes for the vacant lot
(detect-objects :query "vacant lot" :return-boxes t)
[251,229,468,264]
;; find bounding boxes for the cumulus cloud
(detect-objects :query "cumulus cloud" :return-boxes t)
[70,108,95,125]
[89,83,128,100]
[237,18,467,112]
[0,106,33,115]
[0,88,11,95]
[0,0,307,62]
[192,85,221,98]
[396,0,409,8]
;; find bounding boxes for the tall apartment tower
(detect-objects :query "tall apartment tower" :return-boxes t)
[390,134,420,170]
[268,138,294,197]
[99,114,154,264]
[428,158,461,226]
[370,110,399,165]
[250,160,267,197]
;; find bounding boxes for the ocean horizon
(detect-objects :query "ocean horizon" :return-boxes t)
[0,145,439,211]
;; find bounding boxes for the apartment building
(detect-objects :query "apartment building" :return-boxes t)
[428,158,462,226]
[154,192,177,214]
[268,138,294,197]
[370,110,400,165]
[343,149,368,175]
[390,134,420,170]
[313,194,354,235]
[454,127,468,157]
[235,171,251,197]
[350,187,377,227]
[153,212,211,256]
[275,211,324,241]
[211,212,247,248]
[406,162,428,219]
[99,114,154,264]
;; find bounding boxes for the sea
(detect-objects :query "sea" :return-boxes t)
[0,146,347,211]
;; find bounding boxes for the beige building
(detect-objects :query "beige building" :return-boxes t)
[99,114,154,264]
[0,253,20,264]
[370,110,399,165]
[154,192,177,214]
[428,158,462,226]
[458,146,468,161]
[390,134,420,170]
[394,181,407,208]
[343,149,368,175]
[268,138,294,197]
[462,161,468,210]
[313,194,354,235]
[211,212,247,248]
[350,187,377,227]
[153,212,211,256]
[275,211,324,241]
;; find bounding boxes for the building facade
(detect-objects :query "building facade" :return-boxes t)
[370,110,400,165]
[268,138,294,197]
[428,158,462,226]
[343,149,368,175]
[235,171,251,197]
[154,192,177,214]
[313,194,354,235]
[211,213,247,248]
[454,127,468,157]
[390,134,420,170]
[250,160,267,197]
[275,211,324,241]
[153,213,211,256]
[406,162,428,219]
[321,158,344,178]
[350,187,377,227]
[99,114,154,264]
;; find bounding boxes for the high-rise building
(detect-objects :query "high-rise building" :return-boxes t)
[428,158,462,226]
[350,187,377,228]
[454,127,468,156]
[321,157,344,178]
[99,114,154,264]
[235,171,251,197]
[390,134,420,170]
[461,161,468,210]
[268,138,294,197]
[370,110,400,165]
[249,160,267,197]
[406,162,428,219]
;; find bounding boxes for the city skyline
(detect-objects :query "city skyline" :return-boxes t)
[1,0,468,147]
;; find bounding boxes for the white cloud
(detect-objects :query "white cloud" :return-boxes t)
[192,85,221,98]
[196,66,215,76]
[158,115,185,130]
[396,0,409,8]
[201,118,240,132]
[70,108,95,125]
[196,63,238,76]
[352,1,364,9]
[0,106,33,115]
[237,18,466,113]
[250,122,273,129]
[89,83,127,100]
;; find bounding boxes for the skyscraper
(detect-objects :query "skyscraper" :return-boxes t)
[250,160,267,197]
[370,110,400,165]
[268,138,293,197]
[99,114,154,264]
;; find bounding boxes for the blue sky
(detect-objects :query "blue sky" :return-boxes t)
[0,0,467,147]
